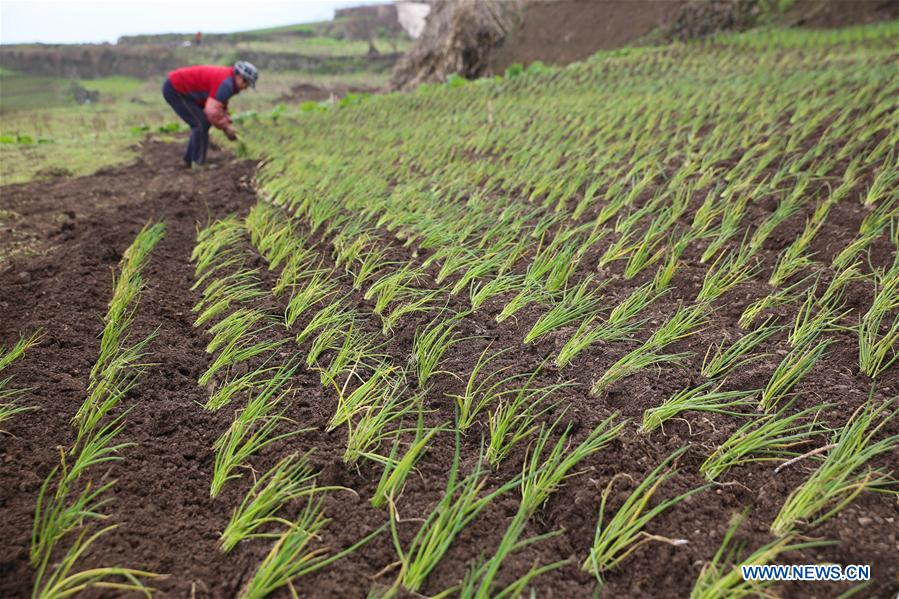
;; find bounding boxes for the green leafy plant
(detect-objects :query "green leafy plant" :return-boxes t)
[32,525,159,599]
[701,319,780,379]
[556,282,661,368]
[495,282,546,324]
[284,267,338,328]
[199,333,285,388]
[696,247,759,303]
[240,497,383,598]
[858,262,899,378]
[193,269,266,327]
[449,346,520,430]
[690,512,828,599]
[370,415,445,509]
[0,330,42,430]
[519,414,626,516]
[326,362,398,431]
[642,383,759,432]
[771,396,898,535]
[220,452,344,552]
[388,434,518,593]
[524,277,603,344]
[191,216,245,281]
[211,365,303,497]
[486,369,571,466]
[410,312,467,389]
[760,340,829,412]
[0,330,42,371]
[739,276,811,329]
[593,304,707,395]
[788,282,850,347]
[31,421,126,569]
[701,402,826,481]
[343,388,418,464]
[295,299,353,346]
[584,447,706,582]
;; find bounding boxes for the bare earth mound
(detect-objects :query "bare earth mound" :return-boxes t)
[393,0,899,88]
[491,0,687,73]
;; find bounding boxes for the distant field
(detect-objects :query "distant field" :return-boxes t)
[0,71,72,113]
[183,36,413,59]
[1,13,406,184]
[78,75,146,99]
[0,64,391,184]
[0,74,162,184]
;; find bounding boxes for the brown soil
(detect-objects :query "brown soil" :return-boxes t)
[493,0,899,72]
[0,139,897,599]
[492,0,687,72]
[785,0,899,27]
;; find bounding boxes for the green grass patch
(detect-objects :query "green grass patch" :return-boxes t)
[79,75,146,99]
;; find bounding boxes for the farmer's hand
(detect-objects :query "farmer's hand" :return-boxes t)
[225,130,238,142]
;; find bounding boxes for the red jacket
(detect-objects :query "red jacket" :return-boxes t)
[167,65,238,135]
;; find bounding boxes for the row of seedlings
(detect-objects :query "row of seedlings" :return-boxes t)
[246,201,650,595]
[190,214,384,597]
[30,221,165,597]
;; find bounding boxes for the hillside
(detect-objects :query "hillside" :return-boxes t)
[1,18,898,599]
[391,0,899,89]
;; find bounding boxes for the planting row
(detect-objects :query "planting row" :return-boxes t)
[21,222,166,597]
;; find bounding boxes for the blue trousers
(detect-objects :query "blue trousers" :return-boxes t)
[162,79,209,165]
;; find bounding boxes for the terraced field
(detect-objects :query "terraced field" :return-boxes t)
[1,22,897,598]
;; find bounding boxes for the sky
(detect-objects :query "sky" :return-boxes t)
[0,0,393,45]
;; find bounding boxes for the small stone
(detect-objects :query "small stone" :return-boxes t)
[857,517,873,526]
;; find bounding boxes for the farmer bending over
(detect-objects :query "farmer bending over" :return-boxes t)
[161,61,258,168]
